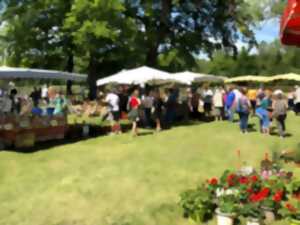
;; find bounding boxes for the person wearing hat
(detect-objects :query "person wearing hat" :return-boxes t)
[272,90,288,138]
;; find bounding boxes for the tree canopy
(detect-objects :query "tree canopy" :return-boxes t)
[0,0,289,97]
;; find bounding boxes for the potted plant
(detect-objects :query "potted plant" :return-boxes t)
[280,199,300,225]
[240,202,264,225]
[179,186,215,223]
[216,194,240,225]
[289,180,300,200]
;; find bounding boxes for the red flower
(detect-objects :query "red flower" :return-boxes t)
[209,178,218,186]
[249,187,270,202]
[250,175,258,183]
[250,193,261,202]
[246,188,253,194]
[239,176,249,185]
[272,191,283,202]
[286,203,297,213]
[261,187,270,197]
[227,173,237,186]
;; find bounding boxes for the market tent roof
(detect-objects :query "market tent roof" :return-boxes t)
[0,66,87,81]
[225,75,271,83]
[172,71,225,85]
[97,66,178,86]
[268,73,300,82]
[280,0,300,46]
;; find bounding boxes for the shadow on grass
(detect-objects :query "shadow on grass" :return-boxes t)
[248,123,258,133]
[269,132,293,138]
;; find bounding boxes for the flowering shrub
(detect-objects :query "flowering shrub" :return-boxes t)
[279,179,300,221]
[179,186,215,222]
[180,168,291,223]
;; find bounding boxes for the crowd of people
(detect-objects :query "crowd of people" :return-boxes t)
[1,82,300,139]
[102,85,300,138]
[0,84,68,117]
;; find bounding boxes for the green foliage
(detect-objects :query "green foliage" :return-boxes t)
[294,144,300,163]
[179,187,215,222]
[240,203,264,219]
[289,179,300,194]
[195,40,300,76]
[218,194,240,215]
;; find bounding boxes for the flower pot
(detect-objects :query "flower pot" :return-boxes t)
[246,218,261,225]
[290,218,300,225]
[261,207,275,224]
[216,208,235,225]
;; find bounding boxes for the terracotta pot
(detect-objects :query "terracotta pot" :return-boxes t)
[215,208,235,225]
[290,218,300,225]
[246,218,261,225]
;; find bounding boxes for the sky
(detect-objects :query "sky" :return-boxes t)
[255,18,280,43]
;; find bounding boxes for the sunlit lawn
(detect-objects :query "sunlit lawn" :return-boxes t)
[0,113,299,225]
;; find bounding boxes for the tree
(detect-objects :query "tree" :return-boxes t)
[64,0,140,98]
[2,0,260,98]
[125,0,258,68]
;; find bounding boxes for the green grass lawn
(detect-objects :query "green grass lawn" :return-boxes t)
[1,114,300,225]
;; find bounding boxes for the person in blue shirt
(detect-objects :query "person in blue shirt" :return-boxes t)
[256,92,270,134]
[225,86,236,122]
[31,101,43,116]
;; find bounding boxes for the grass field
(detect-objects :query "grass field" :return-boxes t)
[0,114,300,225]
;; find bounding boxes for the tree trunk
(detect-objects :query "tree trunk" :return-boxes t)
[146,45,159,67]
[87,53,98,100]
[145,0,171,67]
[65,52,74,96]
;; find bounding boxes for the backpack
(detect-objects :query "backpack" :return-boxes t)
[273,100,287,118]
[237,97,249,113]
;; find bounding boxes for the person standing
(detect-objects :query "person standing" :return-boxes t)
[287,88,295,110]
[164,88,178,127]
[152,90,164,132]
[53,91,66,115]
[225,86,236,122]
[256,92,270,134]
[30,87,40,107]
[203,86,213,117]
[272,90,288,138]
[294,85,300,115]
[105,89,121,134]
[236,88,251,133]
[247,88,257,116]
[142,90,154,128]
[41,84,48,102]
[189,88,201,120]
[213,87,224,121]
[128,89,141,137]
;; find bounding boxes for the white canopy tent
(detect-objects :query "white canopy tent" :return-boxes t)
[97,66,178,86]
[172,71,225,85]
[0,66,87,81]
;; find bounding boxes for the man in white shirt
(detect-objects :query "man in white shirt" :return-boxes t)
[202,87,213,117]
[41,84,48,100]
[105,89,121,134]
[213,87,224,121]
